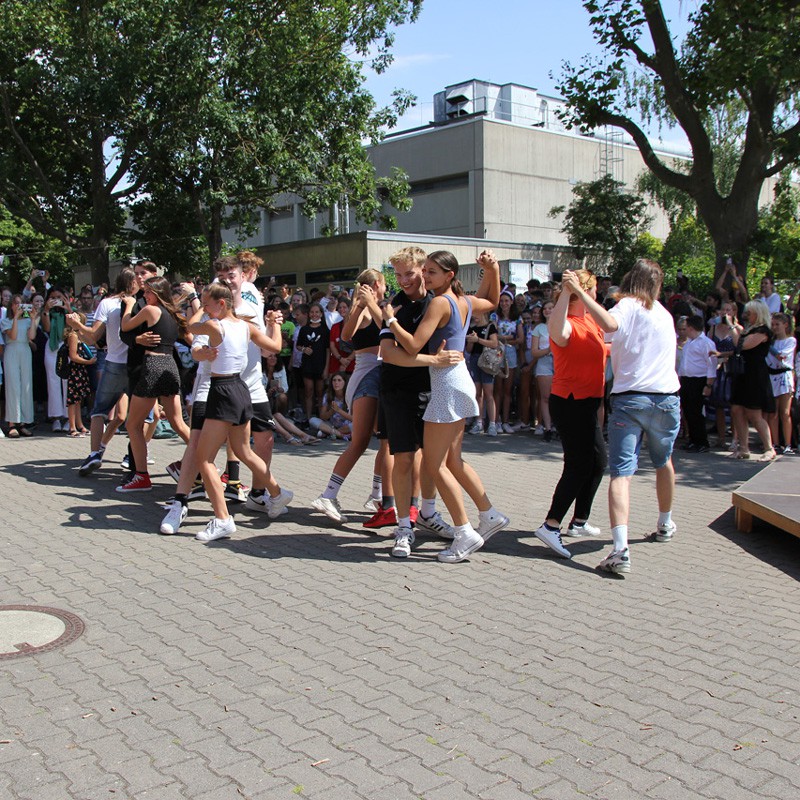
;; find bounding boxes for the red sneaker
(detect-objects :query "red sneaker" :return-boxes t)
[116,473,152,493]
[363,504,397,529]
[409,505,419,524]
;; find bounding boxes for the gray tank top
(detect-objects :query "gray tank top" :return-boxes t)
[428,295,471,352]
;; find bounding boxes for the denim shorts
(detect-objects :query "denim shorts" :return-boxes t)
[503,344,518,371]
[467,352,495,385]
[352,364,381,402]
[608,392,680,477]
[90,360,128,418]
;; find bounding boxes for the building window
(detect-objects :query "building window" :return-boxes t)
[408,174,469,196]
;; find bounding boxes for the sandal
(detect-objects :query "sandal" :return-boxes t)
[732,451,751,460]
[286,436,302,446]
[7,427,19,438]
[69,431,82,438]
[758,449,776,462]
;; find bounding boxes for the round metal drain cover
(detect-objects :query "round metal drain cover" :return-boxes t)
[0,605,85,660]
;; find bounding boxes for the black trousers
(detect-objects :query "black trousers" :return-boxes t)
[680,376,709,446]
[547,393,607,523]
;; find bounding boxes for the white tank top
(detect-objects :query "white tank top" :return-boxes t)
[211,317,250,375]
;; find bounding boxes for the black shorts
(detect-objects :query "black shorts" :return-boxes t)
[251,399,276,433]
[205,377,252,426]
[377,387,430,454]
[133,353,181,398]
[190,400,207,431]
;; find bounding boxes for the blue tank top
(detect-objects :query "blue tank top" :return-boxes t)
[428,295,471,352]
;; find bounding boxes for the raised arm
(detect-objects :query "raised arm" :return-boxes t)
[382,296,448,356]
[562,270,618,333]
[471,250,501,313]
[547,284,573,347]
[120,296,156,332]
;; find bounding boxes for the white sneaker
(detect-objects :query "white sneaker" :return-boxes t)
[196,516,236,542]
[146,447,155,466]
[564,521,602,538]
[477,511,510,543]
[533,425,544,435]
[416,511,455,539]
[598,547,630,575]
[655,520,676,542]
[268,488,294,519]
[502,422,516,434]
[391,526,415,558]
[363,496,381,512]
[467,420,483,435]
[437,526,484,563]
[52,419,62,433]
[533,524,572,559]
[160,501,188,535]
[244,492,270,514]
[486,422,498,437]
[312,495,347,523]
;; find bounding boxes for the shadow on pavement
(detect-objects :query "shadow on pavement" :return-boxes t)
[709,506,800,583]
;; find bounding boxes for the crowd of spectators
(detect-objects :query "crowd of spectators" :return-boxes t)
[1,262,799,459]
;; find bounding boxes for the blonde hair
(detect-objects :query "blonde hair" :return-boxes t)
[743,300,771,330]
[554,269,597,304]
[388,246,426,269]
[355,267,384,287]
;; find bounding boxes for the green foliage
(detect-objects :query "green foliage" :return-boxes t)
[0,0,422,281]
[635,231,662,262]
[752,175,800,280]
[549,175,651,279]
[0,207,72,289]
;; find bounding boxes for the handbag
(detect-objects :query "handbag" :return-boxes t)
[726,344,745,377]
[477,346,508,378]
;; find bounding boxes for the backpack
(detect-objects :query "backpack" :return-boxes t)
[55,342,72,379]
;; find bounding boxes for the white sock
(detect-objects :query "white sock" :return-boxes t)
[611,525,628,552]
[398,516,411,529]
[421,498,436,518]
[658,511,672,527]
[322,473,345,500]
[371,474,382,500]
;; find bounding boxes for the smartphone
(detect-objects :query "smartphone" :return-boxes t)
[20,303,32,318]
[676,269,683,278]
[36,270,47,278]
[332,285,342,293]
[51,299,64,307]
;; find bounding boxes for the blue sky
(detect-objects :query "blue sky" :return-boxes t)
[363,0,694,141]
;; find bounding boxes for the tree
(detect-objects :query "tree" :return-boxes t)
[549,175,651,278]
[128,0,419,268]
[557,0,800,277]
[0,208,72,289]
[0,1,421,283]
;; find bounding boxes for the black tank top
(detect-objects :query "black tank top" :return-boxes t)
[146,307,180,354]
[350,320,380,350]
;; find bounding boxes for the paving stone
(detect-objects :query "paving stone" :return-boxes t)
[2,434,800,799]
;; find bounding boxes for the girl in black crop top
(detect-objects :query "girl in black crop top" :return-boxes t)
[119,276,191,490]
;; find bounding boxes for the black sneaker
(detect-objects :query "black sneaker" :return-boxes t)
[78,451,103,477]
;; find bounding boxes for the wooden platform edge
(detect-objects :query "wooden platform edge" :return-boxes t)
[731,491,800,538]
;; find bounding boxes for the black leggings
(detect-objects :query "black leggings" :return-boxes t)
[547,393,607,523]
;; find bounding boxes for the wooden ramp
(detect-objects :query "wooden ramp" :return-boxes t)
[732,458,800,536]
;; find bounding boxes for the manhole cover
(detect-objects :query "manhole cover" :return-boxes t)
[0,605,85,660]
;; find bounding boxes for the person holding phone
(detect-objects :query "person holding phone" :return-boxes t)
[0,294,37,436]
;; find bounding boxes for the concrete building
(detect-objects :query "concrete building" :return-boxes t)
[223,80,772,292]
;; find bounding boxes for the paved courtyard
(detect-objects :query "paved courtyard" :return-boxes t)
[1,429,799,799]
